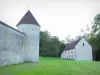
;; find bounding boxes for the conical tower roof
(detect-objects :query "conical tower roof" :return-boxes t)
[16,10,40,26]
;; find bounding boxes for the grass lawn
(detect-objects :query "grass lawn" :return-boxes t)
[0,57,100,75]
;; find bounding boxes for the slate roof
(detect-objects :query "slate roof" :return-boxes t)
[64,39,81,50]
[16,10,40,26]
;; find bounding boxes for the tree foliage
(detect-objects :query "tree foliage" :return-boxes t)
[40,31,66,57]
[88,14,100,60]
[91,14,100,35]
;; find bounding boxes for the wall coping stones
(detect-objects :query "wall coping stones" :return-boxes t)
[0,20,25,35]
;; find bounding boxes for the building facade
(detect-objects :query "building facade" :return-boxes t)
[61,37,93,61]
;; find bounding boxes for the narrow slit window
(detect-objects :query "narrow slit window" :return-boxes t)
[83,43,84,46]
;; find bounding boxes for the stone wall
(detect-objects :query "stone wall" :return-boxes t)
[0,22,25,67]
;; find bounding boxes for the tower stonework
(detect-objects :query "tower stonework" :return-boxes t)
[17,10,40,62]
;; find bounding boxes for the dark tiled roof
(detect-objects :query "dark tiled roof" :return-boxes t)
[0,20,25,35]
[16,10,40,26]
[64,39,81,50]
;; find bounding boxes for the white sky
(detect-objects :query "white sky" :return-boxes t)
[0,0,100,40]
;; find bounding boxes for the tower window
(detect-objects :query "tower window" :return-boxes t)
[26,52,27,56]
[69,55,70,57]
[83,43,84,46]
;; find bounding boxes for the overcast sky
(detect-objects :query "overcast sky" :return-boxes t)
[0,0,100,40]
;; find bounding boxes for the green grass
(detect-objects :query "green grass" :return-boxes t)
[0,57,100,75]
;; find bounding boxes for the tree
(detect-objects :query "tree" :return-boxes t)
[65,35,74,43]
[88,14,100,61]
[39,31,51,56]
[91,14,100,35]
[39,30,66,57]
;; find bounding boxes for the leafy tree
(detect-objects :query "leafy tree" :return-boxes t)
[39,31,51,56]
[91,14,100,35]
[88,14,100,60]
[39,31,66,57]
[65,35,74,43]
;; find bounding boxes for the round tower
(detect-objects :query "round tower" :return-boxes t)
[16,10,40,62]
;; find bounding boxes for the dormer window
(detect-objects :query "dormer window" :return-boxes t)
[83,43,84,46]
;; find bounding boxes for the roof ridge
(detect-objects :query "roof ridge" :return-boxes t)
[0,20,25,35]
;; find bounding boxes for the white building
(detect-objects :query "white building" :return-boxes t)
[61,37,93,61]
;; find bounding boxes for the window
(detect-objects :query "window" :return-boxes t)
[74,55,75,58]
[68,50,69,53]
[22,40,23,48]
[69,55,70,57]
[26,52,27,56]
[64,51,66,53]
[71,50,73,53]
[83,43,84,46]
[66,51,67,53]
[65,51,67,54]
